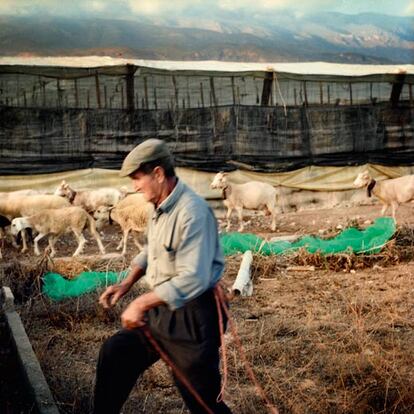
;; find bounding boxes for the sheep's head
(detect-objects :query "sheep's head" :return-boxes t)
[210,172,228,189]
[93,205,111,222]
[54,180,76,201]
[353,171,371,188]
[10,217,29,235]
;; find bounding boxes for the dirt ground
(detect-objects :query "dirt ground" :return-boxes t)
[1,202,414,413]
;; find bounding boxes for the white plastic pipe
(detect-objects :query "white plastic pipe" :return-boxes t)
[232,250,253,296]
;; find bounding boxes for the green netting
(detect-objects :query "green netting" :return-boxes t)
[220,217,396,256]
[42,270,127,301]
[42,217,395,301]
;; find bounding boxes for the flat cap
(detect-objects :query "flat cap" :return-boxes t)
[119,139,172,177]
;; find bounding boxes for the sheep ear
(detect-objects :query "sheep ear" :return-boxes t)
[63,184,69,189]
[61,180,66,185]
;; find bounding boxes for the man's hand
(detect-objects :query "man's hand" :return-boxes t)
[121,299,148,329]
[121,292,166,330]
[99,265,145,309]
[99,284,130,309]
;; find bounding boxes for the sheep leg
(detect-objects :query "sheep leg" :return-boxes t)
[48,235,58,257]
[236,206,244,232]
[20,229,28,252]
[121,228,130,256]
[225,207,233,231]
[115,238,123,250]
[72,232,86,256]
[132,232,143,251]
[391,202,399,223]
[381,203,389,216]
[90,226,106,255]
[34,233,46,256]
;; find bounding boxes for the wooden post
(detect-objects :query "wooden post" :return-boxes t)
[231,76,236,105]
[327,85,331,105]
[390,73,406,108]
[209,77,217,107]
[143,76,149,109]
[172,75,179,109]
[261,71,273,106]
[182,98,185,109]
[409,84,413,107]
[104,85,108,108]
[254,77,260,104]
[370,82,373,103]
[135,93,139,109]
[125,64,135,111]
[95,72,102,109]
[200,82,205,107]
[349,82,353,105]
[153,87,158,110]
[294,88,297,106]
[87,90,90,109]
[57,79,61,107]
[236,86,240,105]
[120,85,124,109]
[42,80,46,107]
[74,79,79,108]
[186,77,191,108]
[32,85,36,106]
[23,90,27,107]
[319,82,323,104]
[303,81,308,106]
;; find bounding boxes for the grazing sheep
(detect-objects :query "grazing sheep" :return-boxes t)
[210,171,281,232]
[0,194,71,252]
[54,180,128,212]
[94,201,153,256]
[353,170,414,221]
[11,206,106,257]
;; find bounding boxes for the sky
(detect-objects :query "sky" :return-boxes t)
[0,0,413,19]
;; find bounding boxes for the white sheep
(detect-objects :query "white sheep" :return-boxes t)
[210,171,281,232]
[353,170,414,221]
[54,180,128,212]
[11,206,106,257]
[94,200,153,256]
[0,194,71,252]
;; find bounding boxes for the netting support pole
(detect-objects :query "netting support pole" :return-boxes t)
[95,72,102,109]
[319,82,323,105]
[200,82,205,107]
[409,84,413,107]
[231,76,236,105]
[125,64,135,112]
[261,71,273,106]
[209,77,217,107]
[143,77,149,109]
[390,73,406,109]
[303,81,308,106]
[74,79,79,108]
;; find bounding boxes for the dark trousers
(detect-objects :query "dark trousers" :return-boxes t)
[93,289,232,414]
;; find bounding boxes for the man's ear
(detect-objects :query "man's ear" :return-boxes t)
[153,166,165,182]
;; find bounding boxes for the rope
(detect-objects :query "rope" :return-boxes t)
[142,284,279,414]
[141,325,215,414]
[214,285,279,414]
[213,286,228,403]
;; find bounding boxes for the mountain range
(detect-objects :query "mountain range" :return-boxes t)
[0,12,413,63]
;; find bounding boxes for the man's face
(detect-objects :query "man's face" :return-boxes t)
[130,167,163,205]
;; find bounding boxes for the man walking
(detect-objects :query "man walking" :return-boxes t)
[93,138,232,414]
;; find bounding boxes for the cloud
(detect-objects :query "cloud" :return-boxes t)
[127,0,203,15]
[405,0,414,14]
[217,0,333,12]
